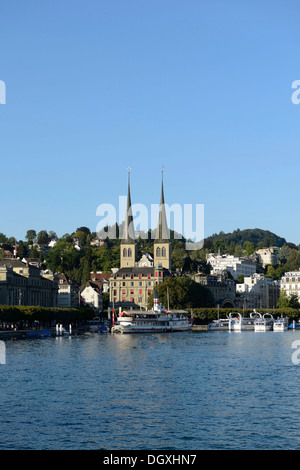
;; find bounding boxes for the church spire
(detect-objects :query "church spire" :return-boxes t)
[122,167,135,243]
[120,168,136,269]
[156,166,169,242]
[154,166,171,271]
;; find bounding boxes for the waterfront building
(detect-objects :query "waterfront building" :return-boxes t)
[236,273,280,309]
[191,273,236,308]
[109,171,172,309]
[280,271,300,302]
[0,259,58,307]
[80,280,103,312]
[57,273,80,308]
[207,253,257,280]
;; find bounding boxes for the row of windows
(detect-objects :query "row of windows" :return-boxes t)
[123,247,168,257]
[156,247,167,257]
[113,281,153,287]
[114,289,152,296]
[123,248,133,257]
[114,273,162,280]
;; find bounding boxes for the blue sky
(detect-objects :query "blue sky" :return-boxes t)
[1,0,300,244]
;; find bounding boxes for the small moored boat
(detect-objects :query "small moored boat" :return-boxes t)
[254,313,274,332]
[208,318,229,331]
[273,317,288,331]
[229,311,262,331]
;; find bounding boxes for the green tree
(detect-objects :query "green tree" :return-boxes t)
[147,276,215,310]
[37,230,49,245]
[277,290,290,308]
[17,241,26,259]
[25,230,37,244]
[288,294,300,309]
[244,241,255,256]
[81,258,90,285]
[0,233,8,244]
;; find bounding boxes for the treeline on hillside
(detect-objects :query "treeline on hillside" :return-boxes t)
[206,228,286,248]
[0,227,299,286]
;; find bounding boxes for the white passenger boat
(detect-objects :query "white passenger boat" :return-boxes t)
[228,311,262,331]
[254,313,274,332]
[208,318,230,331]
[111,293,193,334]
[273,317,288,331]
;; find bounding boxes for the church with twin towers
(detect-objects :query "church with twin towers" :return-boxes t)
[109,169,173,309]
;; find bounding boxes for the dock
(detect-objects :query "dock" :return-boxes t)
[192,325,208,331]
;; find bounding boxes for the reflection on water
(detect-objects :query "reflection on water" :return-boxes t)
[1,330,300,449]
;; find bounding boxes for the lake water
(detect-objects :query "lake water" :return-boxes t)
[1,330,300,450]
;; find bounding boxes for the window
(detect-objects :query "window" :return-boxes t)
[162,247,166,257]
[122,289,126,294]
[128,248,132,257]
[123,248,127,257]
[139,274,142,279]
[156,247,161,257]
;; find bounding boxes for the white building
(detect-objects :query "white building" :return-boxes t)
[280,271,300,301]
[80,280,103,312]
[57,273,80,308]
[137,253,154,268]
[256,248,278,267]
[207,254,257,280]
[236,273,280,309]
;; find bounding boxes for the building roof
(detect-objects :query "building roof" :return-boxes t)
[80,280,102,294]
[0,259,27,268]
[112,266,173,277]
[58,273,78,286]
[90,272,111,282]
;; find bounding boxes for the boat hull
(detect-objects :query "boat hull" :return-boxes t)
[254,324,273,332]
[208,320,229,331]
[111,322,192,334]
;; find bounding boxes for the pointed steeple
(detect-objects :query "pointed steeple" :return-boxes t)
[155,167,169,242]
[154,167,171,271]
[122,167,135,243]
